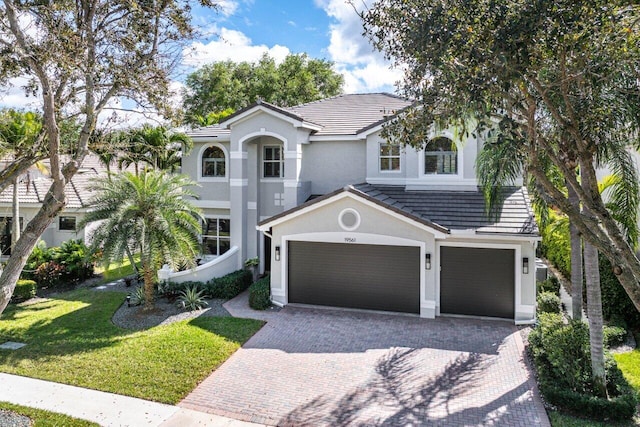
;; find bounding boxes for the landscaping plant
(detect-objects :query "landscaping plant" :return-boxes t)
[249,276,271,310]
[177,286,208,311]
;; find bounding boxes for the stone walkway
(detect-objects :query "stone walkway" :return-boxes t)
[181,301,550,426]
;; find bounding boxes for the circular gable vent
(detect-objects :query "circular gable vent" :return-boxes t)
[339,208,361,231]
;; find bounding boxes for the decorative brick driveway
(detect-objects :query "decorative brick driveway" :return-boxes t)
[180,306,549,426]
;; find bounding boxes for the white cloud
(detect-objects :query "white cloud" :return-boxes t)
[0,77,42,110]
[183,27,290,67]
[216,0,239,17]
[316,0,403,94]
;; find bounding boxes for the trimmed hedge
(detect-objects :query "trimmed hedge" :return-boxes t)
[205,269,252,299]
[249,276,271,310]
[537,291,561,314]
[12,279,37,303]
[529,313,637,421]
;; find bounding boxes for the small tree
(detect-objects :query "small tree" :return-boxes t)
[81,170,202,309]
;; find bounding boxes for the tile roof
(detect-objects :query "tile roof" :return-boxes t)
[353,184,539,236]
[284,93,412,136]
[188,93,413,138]
[259,183,539,237]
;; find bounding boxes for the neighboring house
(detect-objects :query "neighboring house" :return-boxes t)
[180,93,540,324]
[0,155,106,256]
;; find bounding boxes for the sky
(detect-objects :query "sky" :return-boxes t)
[0,0,403,124]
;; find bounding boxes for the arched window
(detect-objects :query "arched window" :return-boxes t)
[202,146,226,177]
[424,137,457,174]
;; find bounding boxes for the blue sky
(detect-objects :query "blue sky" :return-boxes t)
[1,0,402,122]
[182,0,401,94]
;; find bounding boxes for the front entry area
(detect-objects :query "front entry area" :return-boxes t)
[440,246,515,319]
[287,241,420,314]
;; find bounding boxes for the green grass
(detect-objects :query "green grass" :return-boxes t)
[94,254,141,282]
[615,350,640,390]
[0,289,264,403]
[0,401,99,426]
[549,411,638,426]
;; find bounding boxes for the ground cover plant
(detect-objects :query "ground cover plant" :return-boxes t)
[0,402,99,427]
[0,289,263,403]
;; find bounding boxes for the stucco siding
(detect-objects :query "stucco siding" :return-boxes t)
[300,140,366,195]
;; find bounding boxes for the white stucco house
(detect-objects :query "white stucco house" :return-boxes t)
[173,93,540,324]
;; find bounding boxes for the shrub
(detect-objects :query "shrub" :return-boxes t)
[537,291,561,314]
[12,280,36,302]
[537,276,561,296]
[599,257,640,328]
[603,325,627,348]
[529,312,637,421]
[21,240,53,281]
[53,239,95,282]
[34,261,67,289]
[539,213,571,278]
[177,286,209,311]
[129,286,146,306]
[205,269,252,299]
[158,280,204,300]
[249,276,271,310]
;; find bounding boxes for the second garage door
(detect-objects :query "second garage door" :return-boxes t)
[288,241,420,314]
[440,247,515,319]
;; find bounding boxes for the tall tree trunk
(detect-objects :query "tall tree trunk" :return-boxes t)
[568,182,583,320]
[0,181,66,314]
[583,224,607,397]
[11,177,20,250]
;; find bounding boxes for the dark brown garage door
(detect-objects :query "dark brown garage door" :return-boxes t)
[288,241,420,314]
[440,247,515,319]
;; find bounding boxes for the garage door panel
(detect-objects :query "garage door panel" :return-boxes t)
[440,247,514,319]
[288,241,419,314]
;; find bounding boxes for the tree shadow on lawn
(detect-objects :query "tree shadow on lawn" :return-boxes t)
[279,348,537,426]
[0,289,130,362]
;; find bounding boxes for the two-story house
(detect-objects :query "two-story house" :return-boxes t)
[177,93,539,324]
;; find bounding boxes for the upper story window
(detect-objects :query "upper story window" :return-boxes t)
[379,143,400,172]
[202,146,226,177]
[424,137,457,175]
[263,146,284,178]
[59,216,76,231]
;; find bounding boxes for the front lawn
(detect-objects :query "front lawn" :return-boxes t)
[615,350,640,390]
[0,289,263,403]
[0,402,99,427]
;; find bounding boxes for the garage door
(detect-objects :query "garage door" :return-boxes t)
[440,247,514,319]
[288,241,420,314]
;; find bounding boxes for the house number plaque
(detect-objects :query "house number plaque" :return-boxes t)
[344,237,356,243]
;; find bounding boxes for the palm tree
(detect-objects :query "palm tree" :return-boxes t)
[119,125,193,174]
[477,130,638,398]
[81,169,202,309]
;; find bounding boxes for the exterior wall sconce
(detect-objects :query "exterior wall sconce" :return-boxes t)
[425,253,431,270]
[523,257,529,274]
[275,245,281,261]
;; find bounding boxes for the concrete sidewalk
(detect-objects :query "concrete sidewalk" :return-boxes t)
[0,372,262,427]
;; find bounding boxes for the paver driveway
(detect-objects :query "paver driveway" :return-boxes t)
[181,306,549,426]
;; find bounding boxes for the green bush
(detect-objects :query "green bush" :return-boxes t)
[537,276,561,296]
[12,279,36,302]
[158,280,204,299]
[205,269,252,299]
[249,276,271,310]
[603,325,627,348]
[599,257,640,328]
[539,214,571,278]
[529,313,637,421]
[537,291,561,314]
[177,286,209,311]
[23,239,95,288]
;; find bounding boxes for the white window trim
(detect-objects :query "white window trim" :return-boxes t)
[378,142,402,174]
[262,145,284,179]
[419,132,463,180]
[197,142,229,183]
